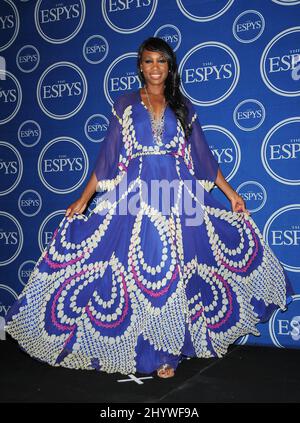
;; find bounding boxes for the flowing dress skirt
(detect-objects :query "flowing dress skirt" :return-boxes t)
[5,153,294,374]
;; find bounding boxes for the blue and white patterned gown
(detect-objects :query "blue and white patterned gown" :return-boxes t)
[5,89,294,375]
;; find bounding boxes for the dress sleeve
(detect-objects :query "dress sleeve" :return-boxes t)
[185,98,219,188]
[92,96,124,184]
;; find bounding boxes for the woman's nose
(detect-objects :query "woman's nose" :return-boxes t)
[152,61,160,69]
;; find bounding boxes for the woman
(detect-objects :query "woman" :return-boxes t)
[5,37,293,379]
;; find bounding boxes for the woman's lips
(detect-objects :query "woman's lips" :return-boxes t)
[150,74,162,79]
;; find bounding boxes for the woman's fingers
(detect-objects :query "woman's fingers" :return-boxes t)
[65,207,75,217]
[65,202,87,219]
[65,206,76,219]
[231,197,251,215]
[240,200,251,215]
[236,201,251,215]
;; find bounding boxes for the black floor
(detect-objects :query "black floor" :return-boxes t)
[1,334,299,404]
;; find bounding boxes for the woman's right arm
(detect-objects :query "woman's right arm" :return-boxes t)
[65,93,125,219]
[79,171,98,204]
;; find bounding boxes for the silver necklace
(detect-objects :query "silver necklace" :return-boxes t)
[144,85,166,146]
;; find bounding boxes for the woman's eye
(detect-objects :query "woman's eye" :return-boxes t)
[144,59,167,64]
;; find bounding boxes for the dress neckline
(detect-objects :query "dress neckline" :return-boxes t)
[137,88,168,147]
[137,88,168,118]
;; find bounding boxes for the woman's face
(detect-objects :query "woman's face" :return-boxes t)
[140,49,169,87]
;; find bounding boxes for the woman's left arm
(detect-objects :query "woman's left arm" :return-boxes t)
[215,167,250,215]
[185,97,250,215]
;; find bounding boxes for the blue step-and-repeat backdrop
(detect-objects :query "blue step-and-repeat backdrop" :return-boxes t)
[0,0,299,348]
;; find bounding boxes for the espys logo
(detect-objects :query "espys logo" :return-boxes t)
[0,285,18,320]
[102,0,157,34]
[37,61,88,119]
[104,52,141,105]
[18,190,42,217]
[179,42,240,106]
[0,141,23,196]
[261,117,300,185]
[18,120,41,147]
[83,35,109,64]
[263,205,300,273]
[232,10,265,43]
[0,70,22,124]
[0,0,19,52]
[18,260,36,287]
[38,210,66,252]
[236,181,267,213]
[269,295,300,348]
[203,125,241,181]
[38,137,89,194]
[233,99,265,131]
[85,114,109,143]
[260,27,300,97]
[154,24,181,52]
[34,0,86,44]
[0,212,23,266]
[176,0,234,22]
[16,45,40,73]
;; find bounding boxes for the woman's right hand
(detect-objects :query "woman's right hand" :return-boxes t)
[65,197,88,219]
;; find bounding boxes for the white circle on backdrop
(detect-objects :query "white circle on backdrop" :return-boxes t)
[154,24,182,52]
[233,99,266,131]
[18,260,36,287]
[16,44,40,73]
[0,70,22,124]
[18,120,42,147]
[101,0,158,34]
[260,27,300,97]
[236,181,267,213]
[176,0,234,22]
[18,190,42,217]
[179,41,240,106]
[0,141,23,196]
[0,212,23,266]
[103,52,138,106]
[34,0,86,44]
[84,114,110,143]
[232,10,265,44]
[83,35,109,64]
[263,204,300,273]
[37,137,89,194]
[0,0,20,52]
[36,61,88,120]
[38,210,66,253]
[261,117,300,185]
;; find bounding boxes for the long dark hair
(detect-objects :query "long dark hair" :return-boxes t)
[137,37,192,139]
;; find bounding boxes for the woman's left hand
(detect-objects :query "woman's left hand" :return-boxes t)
[230,192,251,215]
